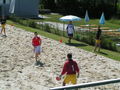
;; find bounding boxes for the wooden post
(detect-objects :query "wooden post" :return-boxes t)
[63,21,65,36]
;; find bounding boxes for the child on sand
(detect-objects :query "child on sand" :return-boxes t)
[32,32,42,65]
[0,19,7,37]
[59,53,79,86]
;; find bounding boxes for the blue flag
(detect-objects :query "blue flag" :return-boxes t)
[99,12,105,24]
[9,0,15,14]
[85,10,90,22]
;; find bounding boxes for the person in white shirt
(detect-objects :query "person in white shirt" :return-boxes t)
[66,21,74,43]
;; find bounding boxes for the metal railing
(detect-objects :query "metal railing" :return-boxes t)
[50,78,120,90]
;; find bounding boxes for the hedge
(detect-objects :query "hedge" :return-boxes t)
[9,16,120,52]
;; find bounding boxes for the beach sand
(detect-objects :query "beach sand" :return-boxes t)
[0,25,120,90]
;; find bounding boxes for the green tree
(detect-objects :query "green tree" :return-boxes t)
[40,0,119,18]
[40,0,56,11]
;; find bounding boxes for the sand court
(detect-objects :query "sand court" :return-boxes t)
[0,25,120,90]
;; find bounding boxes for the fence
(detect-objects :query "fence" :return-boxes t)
[50,78,120,90]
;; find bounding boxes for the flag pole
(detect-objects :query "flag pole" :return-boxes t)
[9,0,16,14]
[2,0,5,19]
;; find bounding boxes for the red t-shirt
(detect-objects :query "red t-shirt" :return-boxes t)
[61,60,79,75]
[32,36,41,46]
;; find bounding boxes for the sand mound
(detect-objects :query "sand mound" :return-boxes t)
[0,25,120,90]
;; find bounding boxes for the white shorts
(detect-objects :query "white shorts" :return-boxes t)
[34,46,42,53]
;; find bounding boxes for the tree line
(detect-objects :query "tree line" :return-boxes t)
[39,0,120,19]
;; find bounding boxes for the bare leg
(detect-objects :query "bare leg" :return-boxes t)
[35,52,40,61]
[3,28,6,35]
[68,37,70,43]
[98,44,101,52]
[68,37,72,43]
[94,47,97,52]
[0,29,3,34]
[0,28,6,36]
[70,37,72,43]
[63,82,66,86]
[94,43,97,52]
[35,53,38,62]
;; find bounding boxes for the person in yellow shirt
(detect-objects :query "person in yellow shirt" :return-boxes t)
[94,26,102,52]
[0,19,7,37]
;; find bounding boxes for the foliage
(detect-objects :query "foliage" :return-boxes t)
[27,20,37,28]
[74,31,119,52]
[44,24,51,33]
[7,20,120,61]
[40,0,119,19]
[9,16,120,52]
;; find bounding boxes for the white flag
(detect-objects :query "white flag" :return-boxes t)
[9,0,15,14]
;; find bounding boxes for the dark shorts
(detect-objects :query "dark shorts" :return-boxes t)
[68,34,73,37]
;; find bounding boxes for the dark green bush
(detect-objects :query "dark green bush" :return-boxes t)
[28,20,37,28]
[75,32,95,45]
[101,36,117,51]
[75,33,80,41]
[44,24,51,33]
[75,31,119,52]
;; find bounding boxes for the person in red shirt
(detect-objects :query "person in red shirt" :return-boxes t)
[32,32,42,64]
[59,53,79,86]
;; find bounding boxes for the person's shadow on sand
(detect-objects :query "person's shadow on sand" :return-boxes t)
[35,61,44,67]
[99,51,108,55]
[66,42,87,47]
